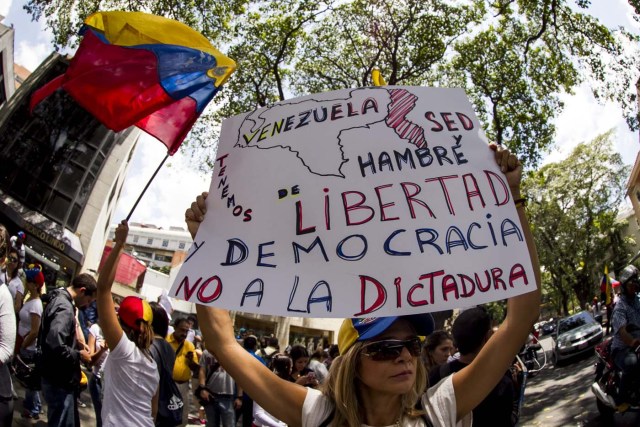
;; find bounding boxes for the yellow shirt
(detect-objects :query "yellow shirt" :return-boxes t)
[167,334,198,382]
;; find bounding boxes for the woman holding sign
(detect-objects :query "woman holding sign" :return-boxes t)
[187,143,540,426]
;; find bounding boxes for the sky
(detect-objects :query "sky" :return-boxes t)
[1,0,640,229]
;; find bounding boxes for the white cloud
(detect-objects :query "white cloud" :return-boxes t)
[15,39,49,72]
[113,134,212,228]
[549,84,638,166]
[0,0,13,18]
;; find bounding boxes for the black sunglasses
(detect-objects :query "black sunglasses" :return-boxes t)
[7,257,18,263]
[361,338,422,361]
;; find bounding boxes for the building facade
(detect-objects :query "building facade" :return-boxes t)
[0,51,140,286]
[0,17,16,107]
[108,223,192,269]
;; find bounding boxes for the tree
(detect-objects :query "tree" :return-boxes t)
[522,131,633,315]
[23,0,640,169]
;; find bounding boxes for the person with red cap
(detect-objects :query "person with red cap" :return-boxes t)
[17,264,45,419]
[97,220,159,427]
[185,144,542,426]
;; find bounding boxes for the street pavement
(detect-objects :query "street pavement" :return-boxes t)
[519,335,640,426]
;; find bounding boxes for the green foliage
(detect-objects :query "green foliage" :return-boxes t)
[23,0,640,170]
[522,131,632,315]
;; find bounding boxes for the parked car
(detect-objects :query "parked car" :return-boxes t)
[553,311,603,364]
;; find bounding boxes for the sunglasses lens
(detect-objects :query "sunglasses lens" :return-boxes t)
[364,338,421,361]
[8,257,17,262]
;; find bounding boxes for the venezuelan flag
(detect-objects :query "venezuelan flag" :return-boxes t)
[31,11,236,154]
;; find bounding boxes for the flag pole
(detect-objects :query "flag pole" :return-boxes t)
[126,153,169,221]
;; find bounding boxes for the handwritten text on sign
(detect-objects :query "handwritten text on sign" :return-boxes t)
[170,87,535,317]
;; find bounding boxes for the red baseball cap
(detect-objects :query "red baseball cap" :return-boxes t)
[118,296,153,331]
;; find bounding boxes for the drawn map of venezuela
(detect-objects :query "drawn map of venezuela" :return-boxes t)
[236,87,447,177]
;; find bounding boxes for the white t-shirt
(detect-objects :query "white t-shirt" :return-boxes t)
[308,359,329,384]
[89,323,109,376]
[4,274,24,303]
[102,333,159,427]
[18,298,43,350]
[302,375,472,427]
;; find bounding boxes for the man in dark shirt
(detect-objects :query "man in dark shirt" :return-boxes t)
[428,307,517,427]
[39,274,96,427]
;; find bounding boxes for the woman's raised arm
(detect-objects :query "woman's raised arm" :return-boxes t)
[452,144,541,419]
[97,220,128,349]
[187,193,308,427]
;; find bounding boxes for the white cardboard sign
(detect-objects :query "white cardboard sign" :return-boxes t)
[170,87,536,317]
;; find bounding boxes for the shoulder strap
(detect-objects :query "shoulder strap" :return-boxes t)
[175,340,185,356]
[318,408,334,427]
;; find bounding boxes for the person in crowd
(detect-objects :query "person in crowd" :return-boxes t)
[39,272,95,427]
[0,225,15,427]
[87,319,109,427]
[252,354,290,427]
[238,335,267,427]
[158,290,174,321]
[423,330,454,372]
[610,264,640,409]
[17,265,45,420]
[591,297,603,324]
[3,247,24,313]
[149,301,183,427]
[429,307,518,426]
[10,230,26,268]
[308,348,329,385]
[324,344,339,370]
[186,314,204,359]
[257,336,280,367]
[186,143,541,426]
[287,345,318,387]
[168,316,200,427]
[97,220,159,426]
[197,344,242,427]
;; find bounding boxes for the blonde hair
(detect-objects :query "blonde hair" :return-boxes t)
[321,341,427,426]
[122,320,154,358]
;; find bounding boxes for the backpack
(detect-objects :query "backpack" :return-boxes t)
[151,340,184,426]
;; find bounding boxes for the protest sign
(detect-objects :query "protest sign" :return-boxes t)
[170,86,536,317]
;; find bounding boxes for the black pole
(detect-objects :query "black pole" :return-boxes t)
[126,153,169,221]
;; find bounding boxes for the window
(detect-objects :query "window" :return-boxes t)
[136,251,153,259]
[162,239,169,247]
[154,254,173,263]
[147,238,153,245]
[133,235,139,243]
[178,242,186,250]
